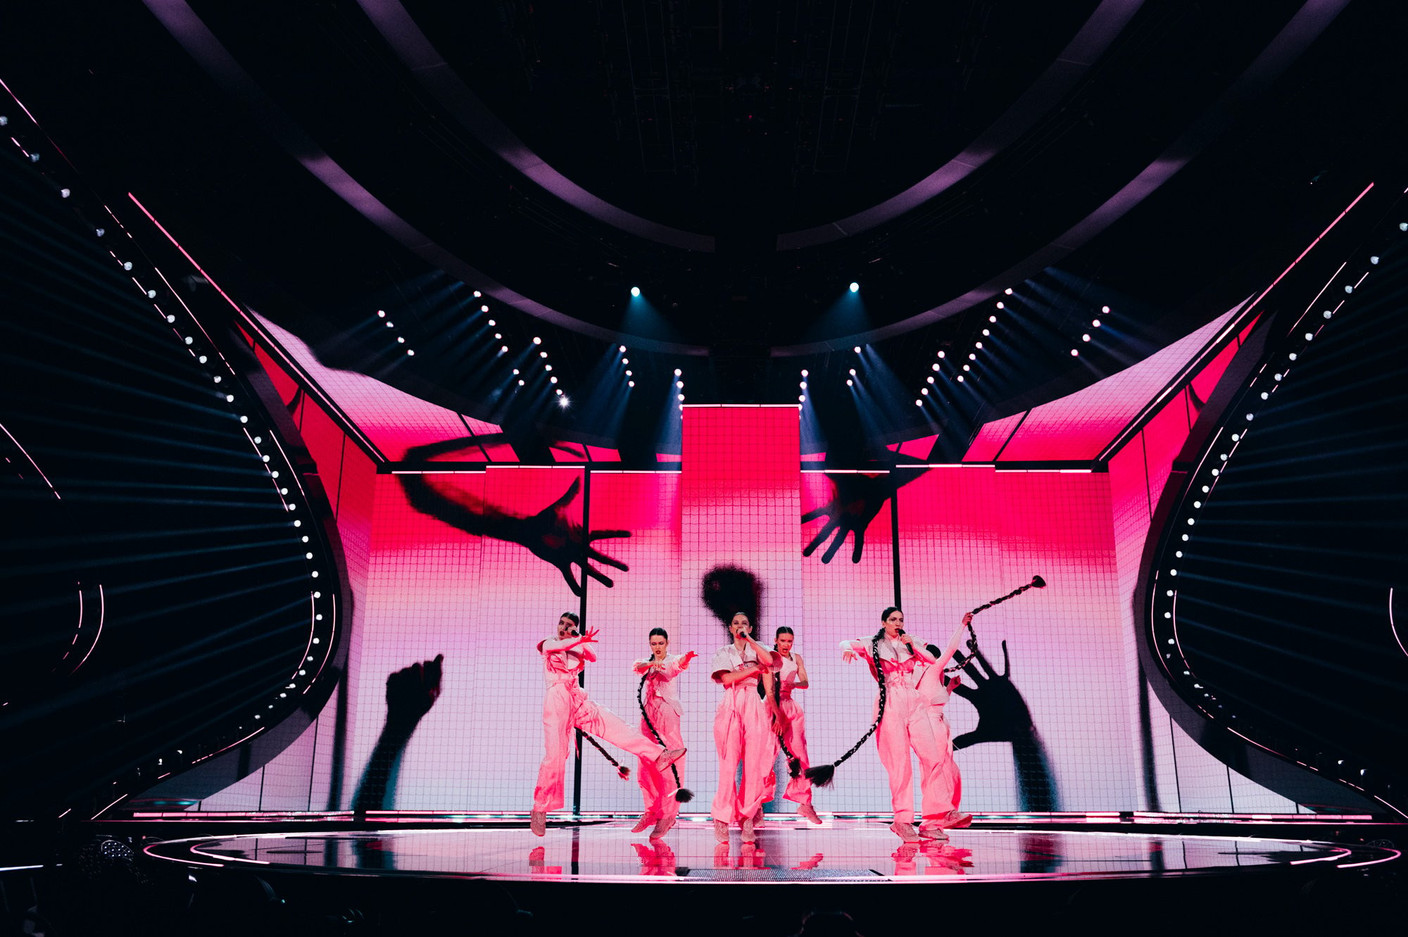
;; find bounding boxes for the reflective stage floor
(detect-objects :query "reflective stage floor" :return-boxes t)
[142,815,1394,884]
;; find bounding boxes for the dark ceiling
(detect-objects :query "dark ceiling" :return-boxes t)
[4,0,1407,457]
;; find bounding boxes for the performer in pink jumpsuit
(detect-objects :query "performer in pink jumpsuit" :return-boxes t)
[840,608,972,842]
[710,612,777,843]
[632,627,697,838]
[530,613,685,836]
[771,627,822,824]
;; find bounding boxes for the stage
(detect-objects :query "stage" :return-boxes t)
[0,811,1368,936]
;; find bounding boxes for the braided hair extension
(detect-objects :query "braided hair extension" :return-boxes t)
[805,609,912,787]
[579,732,631,779]
[771,630,801,778]
[636,664,694,803]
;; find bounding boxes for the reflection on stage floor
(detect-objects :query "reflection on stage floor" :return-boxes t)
[143,816,1388,884]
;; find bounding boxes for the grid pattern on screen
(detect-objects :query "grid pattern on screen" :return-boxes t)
[250,311,491,461]
[898,467,1132,811]
[998,307,1238,462]
[681,407,804,816]
[964,411,1025,462]
[577,472,682,812]
[797,471,897,815]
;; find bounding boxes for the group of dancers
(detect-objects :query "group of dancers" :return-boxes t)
[530,607,974,843]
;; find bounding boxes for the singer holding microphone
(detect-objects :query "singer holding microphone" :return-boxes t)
[834,607,973,842]
[710,612,779,844]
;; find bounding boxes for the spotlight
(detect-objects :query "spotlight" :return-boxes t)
[494,333,502,339]
[937,350,946,359]
[473,290,482,298]
[481,305,489,312]
[488,319,496,326]
[1004,288,1013,295]
[801,369,809,377]
[622,358,629,365]
[849,282,859,293]
[500,345,508,353]
[625,370,632,377]
[386,321,395,327]
[518,379,525,386]
[675,380,684,389]
[975,341,983,349]
[926,376,934,384]
[59,188,70,198]
[921,388,929,395]
[981,329,990,336]
[558,395,570,408]
[988,315,997,323]
[512,368,520,375]
[800,381,807,389]
[962,364,970,371]
[539,351,548,358]
[631,286,641,297]
[1070,349,1079,356]
[628,380,635,387]
[996,301,1004,309]
[677,393,684,401]
[968,353,976,360]
[1370,255,1380,264]
[1092,318,1101,327]
[620,345,627,352]
[956,375,964,382]
[556,388,563,396]
[549,376,557,383]
[848,368,856,376]
[915,399,922,406]
[95,227,105,237]
[1343,285,1353,294]
[853,345,861,353]
[931,363,940,371]
[846,379,853,387]
[545,364,552,371]
[800,395,806,402]
[673,368,682,376]
[122,261,132,270]
[1102,305,1110,313]
[1082,333,1091,342]
[533,336,542,345]
[1304,332,1314,341]
[1323,310,1332,319]
[397,336,405,343]
[377,310,386,318]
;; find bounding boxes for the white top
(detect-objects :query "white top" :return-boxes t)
[778,654,803,700]
[636,653,686,715]
[538,636,593,685]
[840,634,935,691]
[711,643,774,690]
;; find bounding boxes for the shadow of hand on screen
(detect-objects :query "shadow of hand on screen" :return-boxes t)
[801,466,929,564]
[950,638,1059,811]
[352,655,443,819]
[399,436,630,595]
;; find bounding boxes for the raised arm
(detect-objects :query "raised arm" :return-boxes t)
[742,634,775,669]
[792,652,809,689]
[930,613,974,671]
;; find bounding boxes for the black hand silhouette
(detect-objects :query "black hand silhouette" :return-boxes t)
[384,654,444,728]
[950,639,1033,748]
[516,477,628,595]
[398,435,631,596]
[802,473,898,563]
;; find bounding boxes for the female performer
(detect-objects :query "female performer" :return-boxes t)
[531,612,685,836]
[772,627,822,824]
[710,612,777,843]
[834,608,972,841]
[632,628,697,838]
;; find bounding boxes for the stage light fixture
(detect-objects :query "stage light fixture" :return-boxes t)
[622,358,629,365]
[853,345,861,353]
[1004,288,1013,295]
[915,399,922,406]
[673,368,682,376]
[549,376,557,383]
[676,380,683,388]
[956,375,964,382]
[677,393,684,401]
[800,395,806,403]
[937,350,946,358]
[533,336,542,345]
[1092,318,1101,327]
[1193,501,1202,508]
[989,315,997,323]
[1260,391,1269,399]
[166,314,176,323]
[1070,349,1079,356]
[1344,284,1354,293]
[122,261,132,270]
[1082,334,1091,342]
[1102,305,1111,313]
[926,376,934,384]
[95,227,105,236]
[631,286,641,297]
[1304,332,1314,341]
[846,379,853,387]
[481,305,489,312]
[1370,255,1380,264]
[962,364,970,371]
[628,380,635,387]
[975,341,983,349]
[620,345,627,352]
[225,394,234,402]
[982,329,990,336]
[397,336,405,343]
[625,369,632,376]
[996,301,1004,309]
[555,388,563,396]
[558,396,570,408]
[545,364,552,371]
[931,363,940,371]
[59,188,70,198]
[494,333,502,339]
[848,368,856,376]
[540,351,548,358]
[500,345,508,353]
[921,388,929,395]
[968,353,976,360]
[849,282,859,293]
[473,290,482,298]
[377,310,386,318]
[517,379,525,386]
[488,319,496,326]
[801,369,809,377]
[800,381,807,389]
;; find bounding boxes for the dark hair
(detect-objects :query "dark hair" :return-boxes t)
[726,610,751,635]
[880,606,900,622]
[560,611,580,627]
[769,627,802,777]
[648,627,669,641]
[774,626,794,644]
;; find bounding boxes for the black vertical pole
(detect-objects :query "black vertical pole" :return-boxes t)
[890,476,902,609]
[572,469,591,816]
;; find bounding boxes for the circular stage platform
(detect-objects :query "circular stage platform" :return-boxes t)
[143,816,1389,884]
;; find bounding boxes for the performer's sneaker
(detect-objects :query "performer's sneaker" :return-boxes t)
[649,815,676,840]
[940,809,973,829]
[796,803,822,825]
[889,821,921,843]
[714,819,730,843]
[654,747,687,771]
[632,813,658,834]
[740,817,757,844]
[529,810,547,837]
[918,824,949,841]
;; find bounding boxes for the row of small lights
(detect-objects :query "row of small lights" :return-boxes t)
[1151,235,1394,796]
[4,104,338,796]
[375,308,414,356]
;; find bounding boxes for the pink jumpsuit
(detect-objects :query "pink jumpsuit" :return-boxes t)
[776,654,814,809]
[710,643,777,825]
[532,637,665,813]
[635,653,687,826]
[843,635,960,828]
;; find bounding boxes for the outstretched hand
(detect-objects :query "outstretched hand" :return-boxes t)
[802,473,897,564]
[515,478,630,595]
[577,627,600,645]
[680,650,698,668]
[949,638,1036,749]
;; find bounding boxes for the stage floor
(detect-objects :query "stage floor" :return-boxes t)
[142,815,1394,884]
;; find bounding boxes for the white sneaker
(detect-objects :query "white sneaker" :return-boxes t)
[654,748,687,771]
[941,809,973,829]
[796,803,822,825]
[889,821,920,842]
[714,819,730,843]
[741,817,756,843]
[632,813,657,834]
[918,824,949,841]
[530,810,546,837]
[649,815,676,839]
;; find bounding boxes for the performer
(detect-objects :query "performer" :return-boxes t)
[632,628,697,838]
[530,612,685,836]
[710,612,778,843]
[771,627,822,824]
[836,608,972,842]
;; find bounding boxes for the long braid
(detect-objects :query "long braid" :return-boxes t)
[772,654,802,778]
[637,665,694,803]
[580,733,631,779]
[805,632,888,787]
